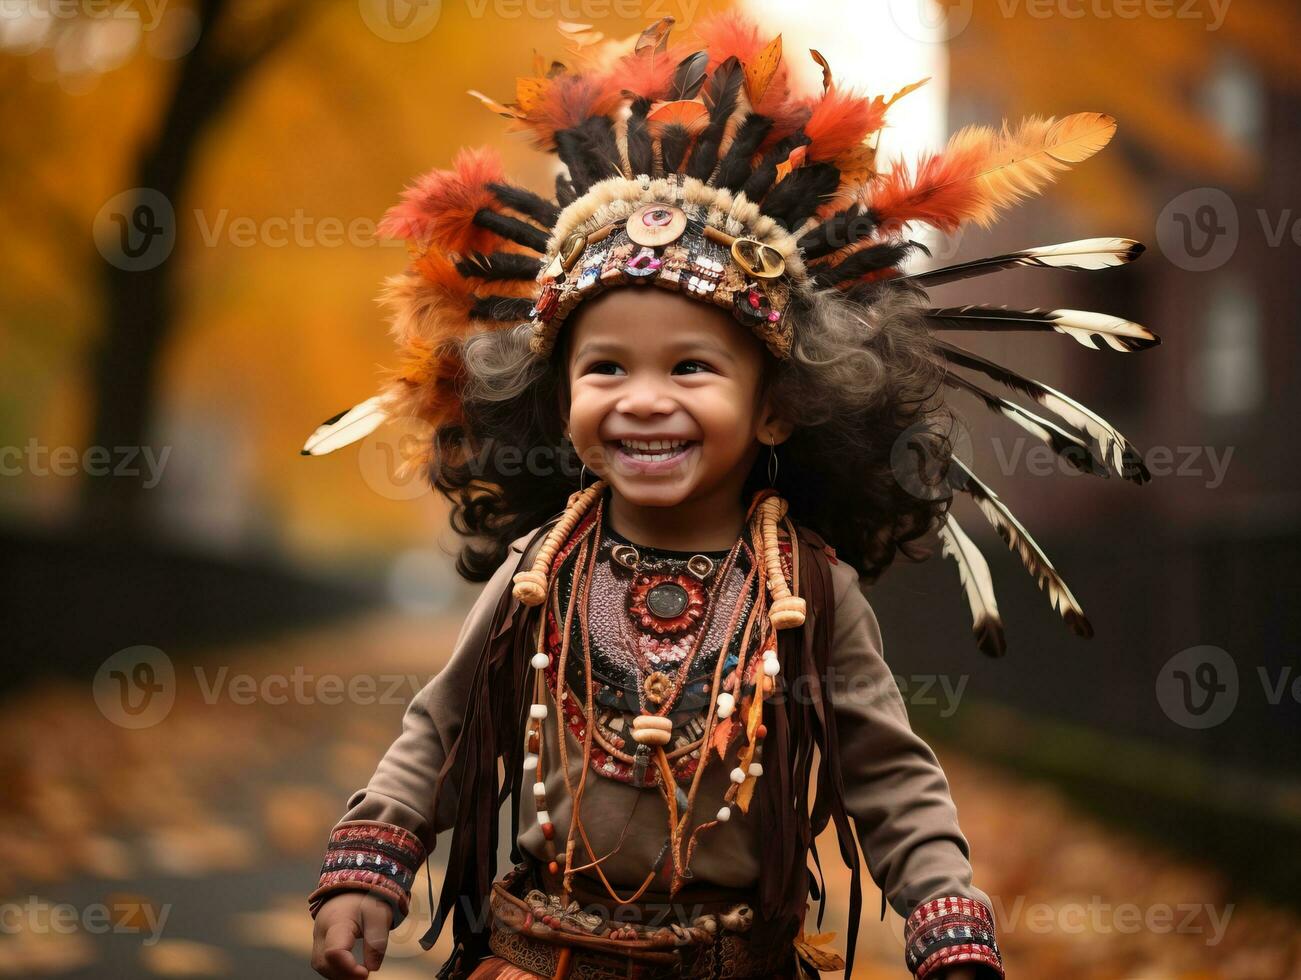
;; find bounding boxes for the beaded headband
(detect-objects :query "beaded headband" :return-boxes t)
[528,172,807,360]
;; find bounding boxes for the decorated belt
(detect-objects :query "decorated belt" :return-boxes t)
[484,860,797,980]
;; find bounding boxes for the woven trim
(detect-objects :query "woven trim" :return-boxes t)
[544,174,809,282]
[307,820,427,927]
[904,897,1003,980]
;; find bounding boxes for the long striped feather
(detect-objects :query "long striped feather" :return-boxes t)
[934,340,1151,483]
[906,238,1144,288]
[938,516,1006,657]
[927,305,1159,353]
[945,372,1108,478]
[948,458,1092,639]
[301,396,390,456]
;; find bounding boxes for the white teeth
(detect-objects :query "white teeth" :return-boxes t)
[617,438,690,461]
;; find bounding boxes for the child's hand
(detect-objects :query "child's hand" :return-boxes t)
[310,891,393,979]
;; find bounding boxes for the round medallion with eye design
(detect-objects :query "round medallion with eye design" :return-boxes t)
[626,203,688,247]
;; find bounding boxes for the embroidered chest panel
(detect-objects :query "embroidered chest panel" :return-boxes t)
[541,513,793,788]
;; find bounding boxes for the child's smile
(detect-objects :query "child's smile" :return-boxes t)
[561,288,791,550]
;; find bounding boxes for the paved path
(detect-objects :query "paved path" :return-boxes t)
[1,613,1297,978]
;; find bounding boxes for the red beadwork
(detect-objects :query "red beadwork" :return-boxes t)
[626,572,707,635]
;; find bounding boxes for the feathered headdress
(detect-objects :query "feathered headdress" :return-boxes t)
[302,12,1159,657]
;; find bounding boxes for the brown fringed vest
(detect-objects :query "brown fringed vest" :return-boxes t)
[419,517,864,980]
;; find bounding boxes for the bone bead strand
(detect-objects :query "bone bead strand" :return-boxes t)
[759,495,805,629]
[512,479,607,605]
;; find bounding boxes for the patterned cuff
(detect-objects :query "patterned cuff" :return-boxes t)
[307,820,427,928]
[904,897,1004,980]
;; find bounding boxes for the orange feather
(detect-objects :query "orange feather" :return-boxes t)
[802,87,888,162]
[378,146,506,256]
[869,112,1116,234]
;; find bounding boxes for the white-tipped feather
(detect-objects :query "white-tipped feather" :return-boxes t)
[909,237,1144,287]
[938,515,1006,657]
[945,373,1107,478]
[948,458,1092,639]
[935,340,1150,483]
[926,305,1159,352]
[301,395,391,456]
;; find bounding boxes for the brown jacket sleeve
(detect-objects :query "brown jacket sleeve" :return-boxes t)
[307,532,532,924]
[825,557,1003,978]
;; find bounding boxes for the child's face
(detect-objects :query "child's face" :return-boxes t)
[562,288,787,511]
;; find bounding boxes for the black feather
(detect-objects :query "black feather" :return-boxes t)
[472,209,549,253]
[455,251,543,281]
[812,240,923,287]
[798,204,879,261]
[758,163,841,231]
[555,116,622,195]
[660,123,693,173]
[486,182,559,227]
[714,113,772,191]
[469,295,536,322]
[686,56,744,181]
[555,173,576,208]
[741,132,809,203]
[626,96,655,177]
[669,50,709,100]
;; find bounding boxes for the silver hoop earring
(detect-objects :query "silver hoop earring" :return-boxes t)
[580,462,590,491]
[767,437,778,487]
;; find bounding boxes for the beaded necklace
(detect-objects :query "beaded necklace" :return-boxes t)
[515,481,805,904]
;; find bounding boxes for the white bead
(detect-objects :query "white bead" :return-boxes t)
[531,652,550,670]
[537,810,550,825]
[530,703,548,720]
[748,762,764,777]
[715,805,731,822]
[730,767,746,784]
[523,754,538,771]
[533,781,547,797]
[716,692,735,719]
[762,658,780,677]
[762,648,777,661]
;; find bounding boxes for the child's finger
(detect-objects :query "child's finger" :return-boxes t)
[360,902,390,971]
[321,920,368,979]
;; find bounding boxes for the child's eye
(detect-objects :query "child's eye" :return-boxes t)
[586,361,624,375]
[674,360,713,375]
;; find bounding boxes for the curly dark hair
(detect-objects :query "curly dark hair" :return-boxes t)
[429,284,954,583]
